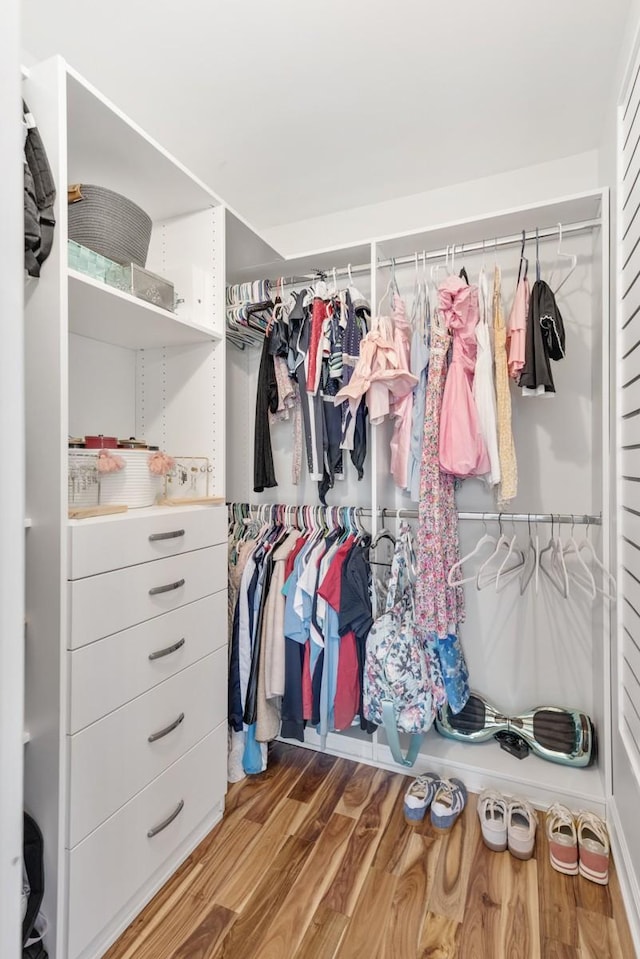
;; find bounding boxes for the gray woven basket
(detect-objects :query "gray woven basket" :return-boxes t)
[68,184,152,267]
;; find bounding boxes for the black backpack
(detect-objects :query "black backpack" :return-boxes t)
[23,813,47,959]
[23,100,56,278]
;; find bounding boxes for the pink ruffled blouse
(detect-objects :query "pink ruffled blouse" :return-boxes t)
[438,276,490,479]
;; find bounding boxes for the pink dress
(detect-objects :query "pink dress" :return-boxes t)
[389,294,414,489]
[438,276,489,478]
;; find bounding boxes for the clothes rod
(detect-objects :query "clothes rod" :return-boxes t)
[229,504,602,526]
[260,217,600,288]
[378,509,602,526]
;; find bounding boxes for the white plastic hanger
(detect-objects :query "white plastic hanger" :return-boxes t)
[551,223,578,294]
[563,517,597,599]
[520,516,540,595]
[575,520,617,601]
[539,516,570,598]
[447,516,497,586]
[476,516,525,591]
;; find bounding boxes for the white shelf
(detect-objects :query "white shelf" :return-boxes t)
[24,518,32,528]
[23,731,31,745]
[66,65,220,222]
[66,502,220,528]
[283,725,605,813]
[68,270,221,349]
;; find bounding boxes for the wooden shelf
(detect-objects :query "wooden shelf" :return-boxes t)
[68,270,221,349]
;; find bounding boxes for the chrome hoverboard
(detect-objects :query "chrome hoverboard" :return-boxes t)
[435,692,596,767]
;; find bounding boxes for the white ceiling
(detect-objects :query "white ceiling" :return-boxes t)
[22,0,630,231]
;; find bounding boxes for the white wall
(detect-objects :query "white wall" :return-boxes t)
[264,151,600,256]
[0,2,25,958]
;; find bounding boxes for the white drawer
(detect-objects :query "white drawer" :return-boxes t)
[69,591,227,733]
[68,649,226,847]
[68,544,226,648]
[68,504,227,579]
[67,723,226,959]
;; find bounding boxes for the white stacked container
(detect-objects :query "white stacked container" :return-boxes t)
[98,450,163,508]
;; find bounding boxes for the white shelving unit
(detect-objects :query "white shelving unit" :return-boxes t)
[68,270,221,349]
[226,189,610,817]
[23,56,228,959]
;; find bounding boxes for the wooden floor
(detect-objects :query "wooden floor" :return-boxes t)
[104,742,635,959]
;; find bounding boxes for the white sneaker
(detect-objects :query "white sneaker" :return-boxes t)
[477,790,508,852]
[507,797,537,860]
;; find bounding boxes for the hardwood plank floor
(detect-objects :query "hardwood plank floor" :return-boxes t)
[104,742,636,959]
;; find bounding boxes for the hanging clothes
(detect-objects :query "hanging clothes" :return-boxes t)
[253,333,278,492]
[306,296,329,396]
[492,265,518,507]
[407,286,430,502]
[415,320,465,638]
[290,291,324,483]
[438,275,490,479]
[473,268,501,487]
[520,232,566,396]
[389,293,415,489]
[507,233,529,382]
[335,316,417,426]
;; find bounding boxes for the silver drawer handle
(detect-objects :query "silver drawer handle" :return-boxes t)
[149,578,185,596]
[149,529,185,542]
[148,637,186,661]
[147,799,184,838]
[148,711,185,743]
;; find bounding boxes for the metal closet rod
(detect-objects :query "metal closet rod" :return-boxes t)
[230,504,602,526]
[263,217,600,288]
[377,509,601,525]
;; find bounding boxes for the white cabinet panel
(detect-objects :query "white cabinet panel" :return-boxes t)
[68,544,226,647]
[67,724,226,959]
[68,504,226,579]
[69,591,226,732]
[68,650,226,847]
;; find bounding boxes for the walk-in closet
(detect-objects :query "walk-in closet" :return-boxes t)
[3,2,640,958]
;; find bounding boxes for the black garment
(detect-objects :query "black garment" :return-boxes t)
[253,334,279,492]
[520,280,566,394]
[350,400,368,480]
[319,398,344,505]
[241,558,263,725]
[311,648,324,727]
[228,598,244,732]
[287,289,308,374]
[281,637,305,741]
[339,541,376,733]
[295,304,324,482]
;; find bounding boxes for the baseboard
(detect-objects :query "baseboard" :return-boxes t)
[608,798,640,957]
[278,730,607,816]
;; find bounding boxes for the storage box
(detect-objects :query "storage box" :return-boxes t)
[98,449,163,509]
[104,263,174,309]
[68,239,114,282]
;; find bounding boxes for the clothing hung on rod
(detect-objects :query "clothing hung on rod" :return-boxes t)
[250,280,372,503]
[228,504,473,774]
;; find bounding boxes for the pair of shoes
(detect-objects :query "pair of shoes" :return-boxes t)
[477,790,537,860]
[403,773,467,830]
[403,773,440,824]
[546,804,610,884]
